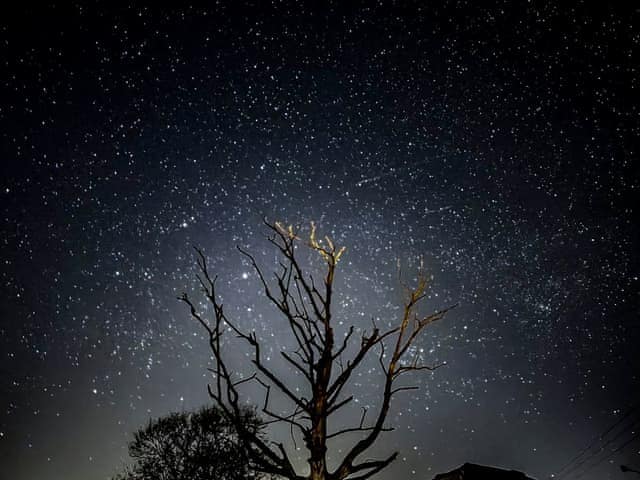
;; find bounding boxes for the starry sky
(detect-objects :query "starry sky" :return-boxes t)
[1,3,638,480]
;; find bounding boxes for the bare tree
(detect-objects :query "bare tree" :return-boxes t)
[179,221,454,480]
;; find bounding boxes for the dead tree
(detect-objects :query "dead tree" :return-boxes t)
[179,221,454,480]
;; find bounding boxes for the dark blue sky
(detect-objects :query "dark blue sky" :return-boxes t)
[1,3,638,479]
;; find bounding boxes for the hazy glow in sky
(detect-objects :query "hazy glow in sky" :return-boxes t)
[1,3,638,480]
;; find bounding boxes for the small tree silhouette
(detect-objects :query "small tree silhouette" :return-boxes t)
[180,221,454,480]
[114,405,264,480]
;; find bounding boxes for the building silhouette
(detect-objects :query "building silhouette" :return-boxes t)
[433,462,536,480]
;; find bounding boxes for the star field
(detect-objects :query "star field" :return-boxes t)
[1,3,638,479]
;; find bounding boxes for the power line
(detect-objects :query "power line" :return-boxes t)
[572,431,640,479]
[563,418,640,480]
[553,404,639,479]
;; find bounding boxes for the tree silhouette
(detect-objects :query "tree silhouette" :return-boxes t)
[114,405,264,480]
[180,221,454,480]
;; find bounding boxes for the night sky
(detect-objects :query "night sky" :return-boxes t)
[1,3,638,480]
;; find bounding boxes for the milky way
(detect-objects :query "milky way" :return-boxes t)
[1,3,638,480]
